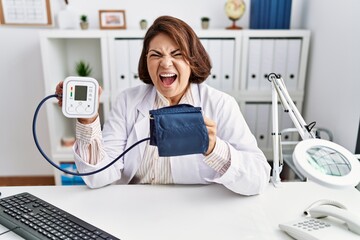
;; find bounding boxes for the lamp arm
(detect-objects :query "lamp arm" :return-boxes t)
[275,77,315,139]
[268,73,316,186]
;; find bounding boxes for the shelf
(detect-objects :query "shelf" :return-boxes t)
[40,30,107,39]
[40,31,111,103]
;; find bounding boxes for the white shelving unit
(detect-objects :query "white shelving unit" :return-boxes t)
[39,30,111,185]
[39,29,310,185]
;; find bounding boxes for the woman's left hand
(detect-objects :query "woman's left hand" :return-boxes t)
[203,116,216,155]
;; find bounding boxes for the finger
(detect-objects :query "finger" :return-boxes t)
[203,116,216,154]
[55,81,64,97]
[55,81,63,92]
[203,116,216,127]
[55,81,64,107]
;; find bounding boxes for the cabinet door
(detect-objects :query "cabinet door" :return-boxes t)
[205,39,235,91]
[271,38,302,91]
[244,103,257,135]
[114,39,144,91]
[221,39,235,91]
[273,39,288,79]
[246,38,302,91]
[246,39,262,90]
[256,103,271,148]
[128,39,143,87]
[285,39,302,90]
[244,103,271,149]
[259,39,275,91]
[114,39,131,91]
[207,40,222,89]
[200,39,209,52]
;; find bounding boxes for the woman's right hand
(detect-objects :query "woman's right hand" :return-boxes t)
[55,81,103,125]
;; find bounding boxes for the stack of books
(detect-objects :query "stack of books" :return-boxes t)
[250,0,292,29]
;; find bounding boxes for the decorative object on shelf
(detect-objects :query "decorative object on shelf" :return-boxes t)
[250,0,292,29]
[139,19,148,30]
[201,17,210,30]
[60,162,86,185]
[99,10,126,30]
[80,15,89,30]
[57,0,77,29]
[225,0,245,30]
[75,60,92,77]
[0,0,52,26]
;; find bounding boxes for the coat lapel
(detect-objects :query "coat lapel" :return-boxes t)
[190,83,201,107]
[123,87,156,182]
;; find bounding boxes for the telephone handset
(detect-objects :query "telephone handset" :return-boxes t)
[279,199,360,240]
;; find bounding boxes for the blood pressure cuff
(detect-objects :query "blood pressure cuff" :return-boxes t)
[149,104,209,157]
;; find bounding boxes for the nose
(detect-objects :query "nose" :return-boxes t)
[160,55,173,68]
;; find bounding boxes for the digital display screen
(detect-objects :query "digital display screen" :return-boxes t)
[74,85,87,101]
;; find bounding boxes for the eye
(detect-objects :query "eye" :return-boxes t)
[148,50,162,58]
[172,51,183,58]
[148,53,161,58]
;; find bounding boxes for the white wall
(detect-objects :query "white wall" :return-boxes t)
[0,0,358,176]
[0,28,52,175]
[301,0,360,152]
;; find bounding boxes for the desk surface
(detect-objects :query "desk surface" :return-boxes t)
[0,182,359,240]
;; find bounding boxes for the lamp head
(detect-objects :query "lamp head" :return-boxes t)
[293,139,360,189]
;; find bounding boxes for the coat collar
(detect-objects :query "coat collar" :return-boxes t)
[136,85,157,117]
[133,86,156,161]
[190,83,201,107]
[136,83,201,115]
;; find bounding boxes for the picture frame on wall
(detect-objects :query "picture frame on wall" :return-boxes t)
[0,0,52,26]
[99,10,126,30]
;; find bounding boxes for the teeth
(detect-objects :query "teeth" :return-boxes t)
[160,73,176,77]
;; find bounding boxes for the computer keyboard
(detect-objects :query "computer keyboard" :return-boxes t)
[0,192,120,240]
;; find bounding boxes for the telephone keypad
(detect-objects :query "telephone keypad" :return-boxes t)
[293,219,331,231]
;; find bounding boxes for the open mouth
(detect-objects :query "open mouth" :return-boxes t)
[160,73,177,86]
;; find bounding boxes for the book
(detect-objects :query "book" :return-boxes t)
[250,0,260,29]
[276,0,286,29]
[269,0,279,29]
[283,0,292,29]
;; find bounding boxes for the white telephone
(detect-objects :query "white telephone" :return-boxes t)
[279,199,360,240]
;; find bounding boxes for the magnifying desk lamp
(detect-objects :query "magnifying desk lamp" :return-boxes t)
[268,73,360,188]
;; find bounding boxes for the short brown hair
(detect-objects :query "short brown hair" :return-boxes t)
[138,16,211,84]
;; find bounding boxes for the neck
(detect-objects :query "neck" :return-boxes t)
[168,85,190,106]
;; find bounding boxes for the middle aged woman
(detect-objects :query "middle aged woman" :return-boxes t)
[56,15,271,195]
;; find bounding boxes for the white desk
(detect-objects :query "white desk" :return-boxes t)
[0,182,359,240]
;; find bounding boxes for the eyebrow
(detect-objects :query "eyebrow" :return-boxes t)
[148,49,181,54]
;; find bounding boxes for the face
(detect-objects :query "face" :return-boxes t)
[147,33,191,105]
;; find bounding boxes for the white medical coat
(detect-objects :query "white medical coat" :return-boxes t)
[73,83,271,195]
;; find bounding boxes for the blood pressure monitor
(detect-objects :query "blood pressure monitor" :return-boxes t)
[62,76,99,118]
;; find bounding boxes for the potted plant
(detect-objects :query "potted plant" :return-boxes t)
[201,17,210,29]
[75,60,92,76]
[139,19,148,30]
[80,14,89,30]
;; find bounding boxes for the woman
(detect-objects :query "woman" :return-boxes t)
[56,16,271,195]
